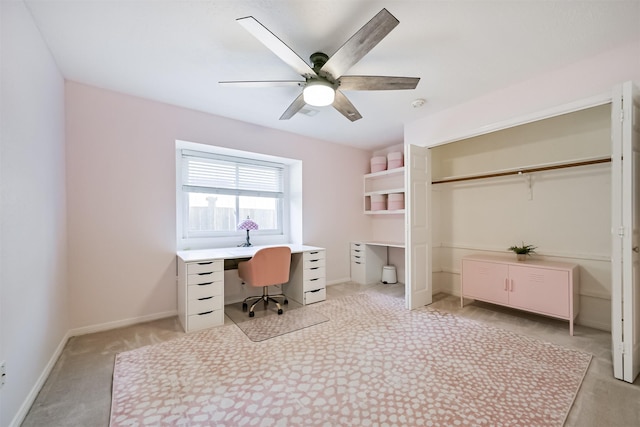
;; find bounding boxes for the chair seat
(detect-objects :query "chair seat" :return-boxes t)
[238,246,292,318]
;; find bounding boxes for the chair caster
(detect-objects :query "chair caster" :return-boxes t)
[249,311,255,317]
[242,303,248,312]
[284,299,288,305]
[277,309,283,315]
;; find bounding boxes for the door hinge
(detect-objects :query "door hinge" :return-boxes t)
[618,226,625,238]
[619,343,625,355]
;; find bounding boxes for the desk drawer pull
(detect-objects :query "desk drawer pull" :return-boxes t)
[310,267,319,270]
[310,259,319,262]
[310,251,319,254]
[198,272,213,276]
[197,282,214,286]
[310,278,319,281]
[198,296,213,301]
[197,261,213,265]
[198,310,213,316]
[309,289,321,293]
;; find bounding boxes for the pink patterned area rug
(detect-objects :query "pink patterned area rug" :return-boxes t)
[110,292,591,426]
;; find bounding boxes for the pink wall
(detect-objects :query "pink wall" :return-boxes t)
[1,3,68,425]
[406,39,640,146]
[65,82,371,330]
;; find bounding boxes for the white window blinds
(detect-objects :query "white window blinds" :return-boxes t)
[181,150,284,198]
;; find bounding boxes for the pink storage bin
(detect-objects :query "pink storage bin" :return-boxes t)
[370,156,387,173]
[388,193,404,210]
[370,194,387,211]
[387,152,404,169]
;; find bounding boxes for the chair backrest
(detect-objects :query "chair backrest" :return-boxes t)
[238,246,292,287]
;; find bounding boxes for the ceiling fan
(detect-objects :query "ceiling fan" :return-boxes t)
[219,8,420,122]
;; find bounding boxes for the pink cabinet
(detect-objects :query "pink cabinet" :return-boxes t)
[461,255,579,335]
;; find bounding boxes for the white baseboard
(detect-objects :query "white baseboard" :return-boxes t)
[68,309,178,337]
[9,329,72,427]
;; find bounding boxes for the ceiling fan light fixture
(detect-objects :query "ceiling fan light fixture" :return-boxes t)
[303,80,335,107]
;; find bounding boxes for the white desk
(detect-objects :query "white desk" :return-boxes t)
[350,241,405,285]
[176,244,326,332]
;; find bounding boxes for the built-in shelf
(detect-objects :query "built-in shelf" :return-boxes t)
[364,209,405,215]
[364,166,405,214]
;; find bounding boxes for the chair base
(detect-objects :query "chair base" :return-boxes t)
[242,287,288,317]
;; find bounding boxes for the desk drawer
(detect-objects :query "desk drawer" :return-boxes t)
[188,281,223,300]
[304,250,325,261]
[187,260,223,275]
[305,265,325,281]
[303,257,326,269]
[187,295,223,314]
[351,254,365,262]
[188,309,224,332]
[304,288,326,304]
[187,270,224,285]
[303,276,326,292]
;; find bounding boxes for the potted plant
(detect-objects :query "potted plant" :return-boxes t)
[508,242,537,261]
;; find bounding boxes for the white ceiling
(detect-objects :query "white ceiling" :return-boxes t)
[24,0,640,150]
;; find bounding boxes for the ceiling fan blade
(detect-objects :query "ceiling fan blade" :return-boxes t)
[219,80,303,88]
[237,16,316,78]
[339,76,420,91]
[322,8,399,79]
[333,91,362,122]
[279,93,307,120]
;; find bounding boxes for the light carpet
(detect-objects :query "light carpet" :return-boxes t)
[110,292,591,426]
[225,304,329,342]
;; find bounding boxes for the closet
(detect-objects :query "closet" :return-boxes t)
[404,81,640,383]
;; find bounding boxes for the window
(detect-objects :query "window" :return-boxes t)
[179,148,287,243]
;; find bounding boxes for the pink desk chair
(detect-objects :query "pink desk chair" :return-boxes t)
[238,246,291,317]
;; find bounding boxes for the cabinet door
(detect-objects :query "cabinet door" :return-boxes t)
[508,265,569,318]
[462,260,509,305]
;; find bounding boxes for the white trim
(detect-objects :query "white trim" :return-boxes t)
[425,92,612,148]
[68,310,177,337]
[9,330,72,427]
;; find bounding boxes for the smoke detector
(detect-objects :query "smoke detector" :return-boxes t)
[411,98,426,108]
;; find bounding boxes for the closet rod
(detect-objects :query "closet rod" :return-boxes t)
[432,157,611,185]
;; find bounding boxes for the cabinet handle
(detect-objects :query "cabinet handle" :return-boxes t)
[510,279,514,292]
[197,282,214,286]
[198,272,213,276]
[355,261,362,265]
[198,296,213,301]
[197,261,213,265]
[504,278,508,291]
[198,311,213,316]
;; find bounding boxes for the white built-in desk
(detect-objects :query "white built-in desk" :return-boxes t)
[177,244,325,332]
[350,241,405,285]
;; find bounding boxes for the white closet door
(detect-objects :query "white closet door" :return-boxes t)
[405,143,432,309]
[611,81,640,383]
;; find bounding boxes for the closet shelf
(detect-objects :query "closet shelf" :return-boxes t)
[432,156,611,184]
